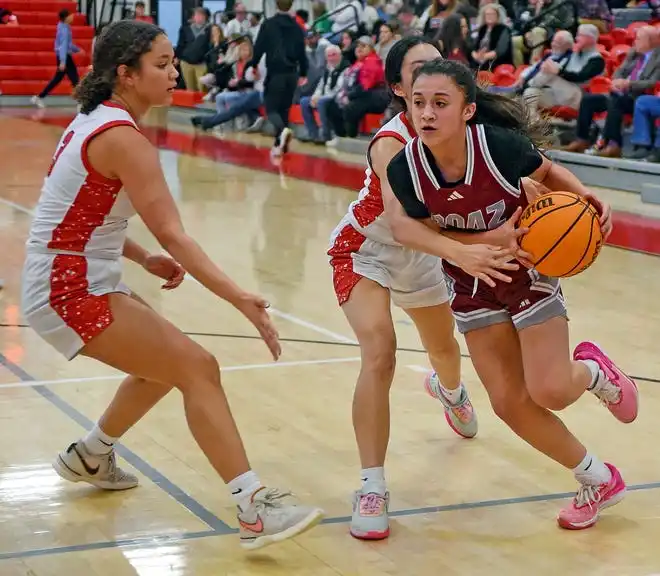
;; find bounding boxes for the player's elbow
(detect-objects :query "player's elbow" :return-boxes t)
[152,222,186,253]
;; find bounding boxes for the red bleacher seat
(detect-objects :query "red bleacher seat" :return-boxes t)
[589,76,612,94]
[0,2,94,96]
[546,106,578,121]
[171,90,204,107]
[610,28,630,46]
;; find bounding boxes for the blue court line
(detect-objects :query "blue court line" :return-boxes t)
[0,352,233,535]
[2,480,660,561]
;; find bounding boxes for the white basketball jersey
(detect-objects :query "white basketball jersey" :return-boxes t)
[26,102,138,260]
[343,112,416,246]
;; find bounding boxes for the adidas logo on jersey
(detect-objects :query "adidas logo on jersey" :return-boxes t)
[448,191,463,200]
[519,299,531,309]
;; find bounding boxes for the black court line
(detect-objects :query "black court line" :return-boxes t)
[0,352,233,535]
[2,323,658,384]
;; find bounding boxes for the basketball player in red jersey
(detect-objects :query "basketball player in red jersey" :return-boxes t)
[328,37,544,540]
[20,20,323,550]
[386,59,638,530]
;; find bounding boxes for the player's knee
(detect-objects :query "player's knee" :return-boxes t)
[360,328,397,381]
[425,334,460,365]
[488,387,531,423]
[176,345,221,393]
[528,385,572,411]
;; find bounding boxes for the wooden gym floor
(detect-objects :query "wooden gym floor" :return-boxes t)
[0,109,660,576]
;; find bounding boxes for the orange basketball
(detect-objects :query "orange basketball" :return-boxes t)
[518,191,603,278]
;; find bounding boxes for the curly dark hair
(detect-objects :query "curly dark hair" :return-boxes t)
[75,20,165,114]
[412,58,551,148]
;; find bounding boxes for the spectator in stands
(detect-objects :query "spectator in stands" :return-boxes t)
[225,3,251,37]
[299,44,346,143]
[331,0,363,36]
[0,7,18,25]
[363,0,382,35]
[563,26,660,157]
[627,94,660,162]
[312,1,333,34]
[522,25,604,116]
[191,40,265,131]
[512,0,575,66]
[246,0,308,157]
[133,1,154,23]
[199,24,230,98]
[340,31,358,66]
[577,0,611,34]
[420,0,458,37]
[437,13,471,64]
[471,4,513,70]
[326,35,388,143]
[31,9,82,109]
[375,21,402,62]
[175,7,211,92]
[297,29,330,101]
[248,12,262,39]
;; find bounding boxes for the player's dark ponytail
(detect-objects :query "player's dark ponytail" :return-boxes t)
[385,36,440,113]
[75,20,165,114]
[412,59,551,148]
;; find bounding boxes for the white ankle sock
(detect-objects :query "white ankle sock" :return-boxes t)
[228,470,263,512]
[82,425,119,456]
[440,382,464,405]
[361,467,385,487]
[581,360,604,392]
[572,452,612,485]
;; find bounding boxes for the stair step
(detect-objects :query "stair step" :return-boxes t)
[12,12,87,25]
[0,65,89,81]
[0,51,90,66]
[0,38,93,51]
[1,1,77,12]
[0,80,74,95]
[0,24,94,39]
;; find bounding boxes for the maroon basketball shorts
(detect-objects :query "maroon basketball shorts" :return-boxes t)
[444,266,568,334]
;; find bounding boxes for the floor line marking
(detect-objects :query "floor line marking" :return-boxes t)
[0,351,233,534]
[2,480,660,561]
[0,356,362,390]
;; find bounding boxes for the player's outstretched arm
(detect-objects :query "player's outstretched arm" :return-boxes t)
[88,125,281,360]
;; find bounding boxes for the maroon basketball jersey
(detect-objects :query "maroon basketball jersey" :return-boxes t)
[403,123,528,286]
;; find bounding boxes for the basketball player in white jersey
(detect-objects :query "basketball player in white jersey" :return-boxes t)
[327,37,545,540]
[21,20,323,551]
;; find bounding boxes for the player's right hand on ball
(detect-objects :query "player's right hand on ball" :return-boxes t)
[235,293,282,361]
[454,244,520,287]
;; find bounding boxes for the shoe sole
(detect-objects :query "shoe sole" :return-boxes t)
[52,456,138,491]
[350,526,390,540]
[240,508,325,551]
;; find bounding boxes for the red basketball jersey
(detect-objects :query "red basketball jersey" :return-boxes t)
[403,123,529,286]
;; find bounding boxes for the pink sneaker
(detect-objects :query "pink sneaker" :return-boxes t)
[557,463,626,530]
[573,341,639,423]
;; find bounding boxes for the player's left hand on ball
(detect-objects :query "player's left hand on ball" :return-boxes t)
[143,254,186,289]
[499,206,535,269]
[582,191,613,240]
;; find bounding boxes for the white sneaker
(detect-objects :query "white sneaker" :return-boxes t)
[237,487,324,550]
[350,481,390,540]
[53,440,139,490]
[279,127,292,154]
[31,95,45,109]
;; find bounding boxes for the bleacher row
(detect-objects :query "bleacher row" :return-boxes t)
[172,19,660,137]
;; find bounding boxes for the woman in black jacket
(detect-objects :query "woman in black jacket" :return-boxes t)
[471,3,513,70]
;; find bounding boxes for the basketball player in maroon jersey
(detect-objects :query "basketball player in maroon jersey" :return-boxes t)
[328,37,547,540]
[386,59,638,530]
